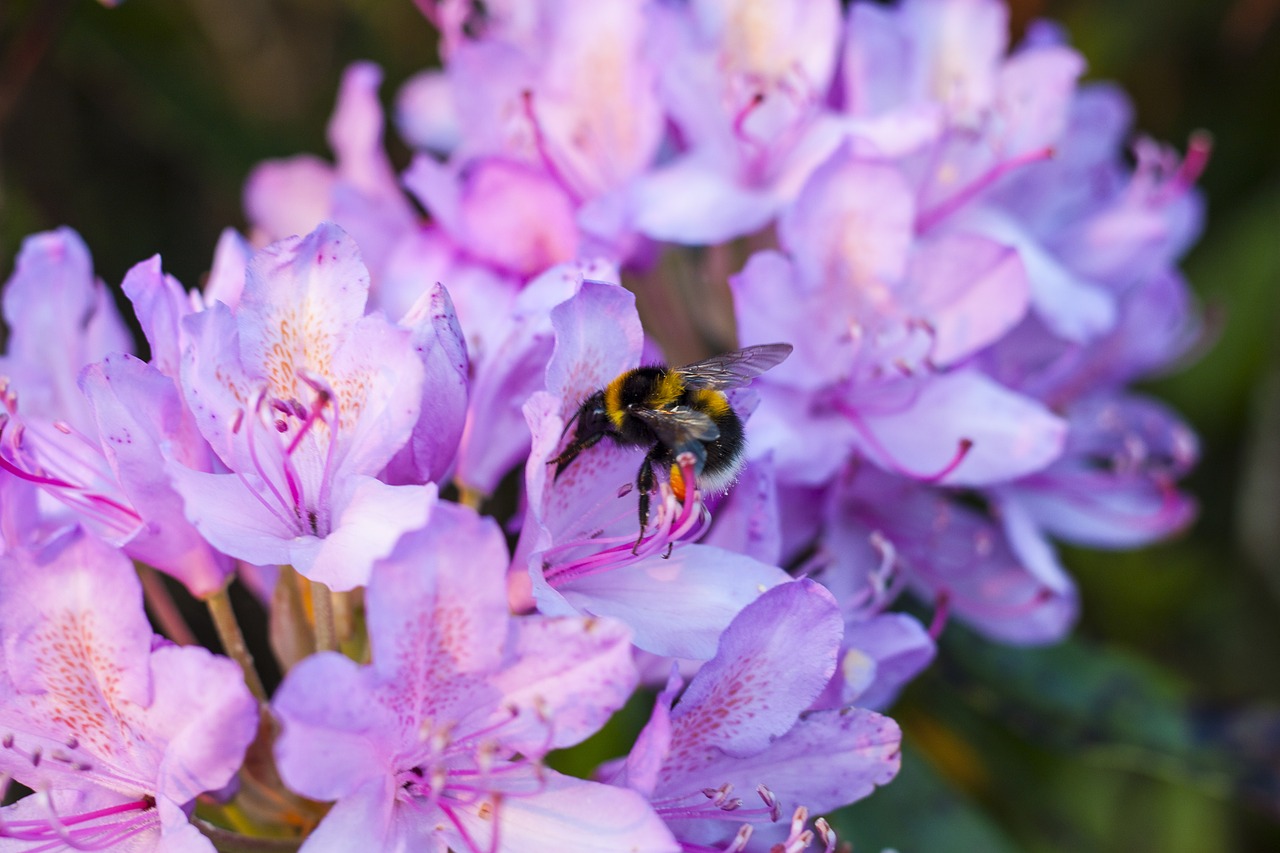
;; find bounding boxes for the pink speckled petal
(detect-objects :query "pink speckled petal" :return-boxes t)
[2,531,153,713]
[365,501,510,684]
[667,579,841,758]
[237,223,370,385]
[120,255,192,383]
[178,301,253,470]
[490,616,636,753]
[328,313,425,478]
[660,707,901,818]
[204,228,250,310]
[80,354,232,597]
[384,282,469,486]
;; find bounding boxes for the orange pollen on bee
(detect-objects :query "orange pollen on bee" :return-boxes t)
[669,462,686,502]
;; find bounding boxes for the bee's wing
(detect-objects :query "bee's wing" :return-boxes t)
[676,343,793,390]
[632,406,721,448]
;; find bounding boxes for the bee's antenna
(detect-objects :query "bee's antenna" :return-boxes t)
[558,404,582,439]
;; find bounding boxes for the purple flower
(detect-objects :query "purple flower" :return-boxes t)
[0,231,234,595]
[819,464,1077,644]
[731,145,1066,489]
[402,0,665,264]
[514,280,791,659]
[609,580,901,851]
[0,230,133,543]
[272,500,678,853]
[0,530,258,851]
[245,62,417,294]
[170,222,436,591]
[628,1,841,245]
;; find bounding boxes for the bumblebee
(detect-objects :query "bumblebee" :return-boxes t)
[550,343,793,543]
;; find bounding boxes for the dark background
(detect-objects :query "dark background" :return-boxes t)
[2,1,1278,850]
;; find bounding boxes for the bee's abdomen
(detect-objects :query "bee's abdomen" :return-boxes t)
[699,400,746,493]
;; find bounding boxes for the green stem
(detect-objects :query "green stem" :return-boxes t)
[194,820,302,853]
[310,581,336,653]
[206,586,268,703]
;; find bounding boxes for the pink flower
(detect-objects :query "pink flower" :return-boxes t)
[273,501,678,853]
[170,222,436,590]
[0,530,257,851]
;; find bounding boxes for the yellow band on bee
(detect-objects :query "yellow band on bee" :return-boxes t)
[691,388,731,417]
[651,372,684,408]
[604,375,627,429]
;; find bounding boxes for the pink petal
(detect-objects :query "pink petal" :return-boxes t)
[365,500,508,682]
[295,477,438,591]
[903,233,1030,365]
[550,545,790,661]
[853,369,1067,486]
[670,580,840,757]
[273,654,399,801]
[491,616,637,752]
[446,770,678,853]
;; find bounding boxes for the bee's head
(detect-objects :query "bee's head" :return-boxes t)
[573,390,610,435]
[551,390,610,475]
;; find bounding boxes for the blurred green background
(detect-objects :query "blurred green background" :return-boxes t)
[1,0,1278,850]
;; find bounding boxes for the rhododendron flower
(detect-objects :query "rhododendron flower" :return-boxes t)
[732,145,1066,489]
[0,530,257,851]
[171,222,436,590]
[609,580,901,851]
[273,501,678,853]
[0,230,233,595]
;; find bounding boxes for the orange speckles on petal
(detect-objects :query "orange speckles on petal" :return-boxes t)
[27,610,141,759]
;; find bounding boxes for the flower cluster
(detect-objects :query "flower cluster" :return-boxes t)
[0,0,1204,850]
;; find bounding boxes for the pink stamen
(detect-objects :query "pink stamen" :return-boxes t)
[1154,130,1212,203]
[243,389,296,515]
[520,90,583,203]
[928,591,951,640]
[0,790,156,852]
[299,371,343,533]
[731,92,767,141]
[841,398,975,484]
[0,421,141,532]
[917,145,1056,232]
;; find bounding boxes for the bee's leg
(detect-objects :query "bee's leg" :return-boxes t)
[550,430,604,478]
[633,456,657,554]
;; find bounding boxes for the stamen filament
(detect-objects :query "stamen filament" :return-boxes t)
[917,145,1056,232]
